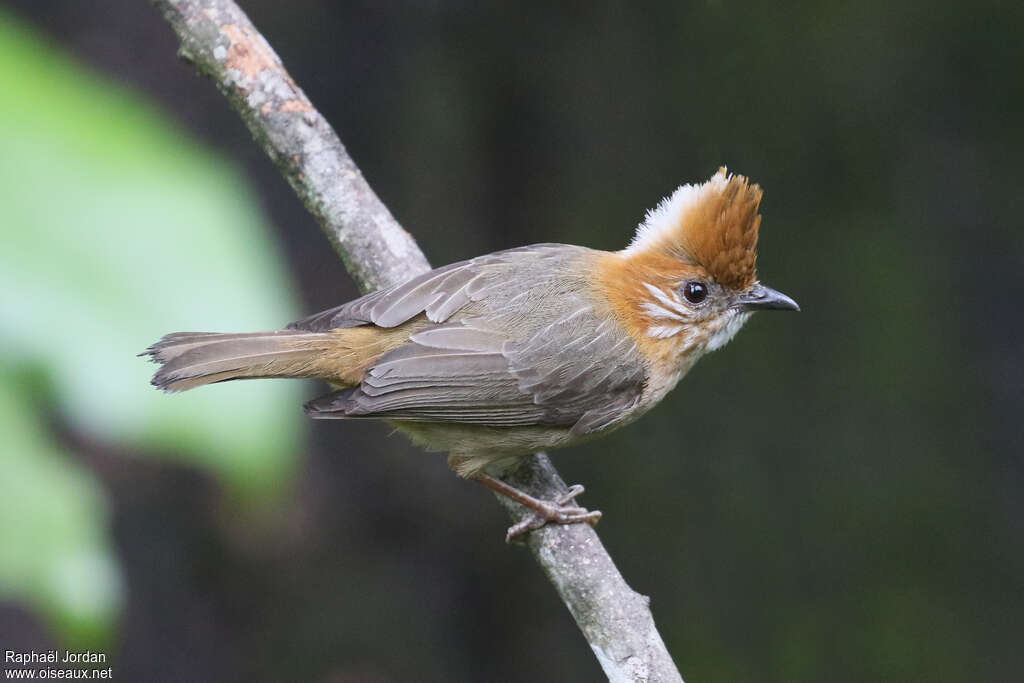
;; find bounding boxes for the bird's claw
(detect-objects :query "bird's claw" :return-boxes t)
[505,484,602,543]
[559,484,586,505]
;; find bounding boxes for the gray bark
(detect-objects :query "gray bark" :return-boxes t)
[151,2,684,680]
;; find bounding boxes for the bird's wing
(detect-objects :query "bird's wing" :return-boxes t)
[304,305,647,435]
[288,244,569,331]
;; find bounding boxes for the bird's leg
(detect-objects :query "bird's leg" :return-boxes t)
[472,474,602,543]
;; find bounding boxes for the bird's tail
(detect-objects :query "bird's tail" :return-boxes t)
[142,330,342,392]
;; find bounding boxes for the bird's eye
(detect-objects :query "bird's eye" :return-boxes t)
[682,281,708,304]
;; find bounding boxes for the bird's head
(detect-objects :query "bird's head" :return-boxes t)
[597,168,798,367]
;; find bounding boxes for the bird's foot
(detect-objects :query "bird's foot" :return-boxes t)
[471,474,602,542]
[504,484,602,543]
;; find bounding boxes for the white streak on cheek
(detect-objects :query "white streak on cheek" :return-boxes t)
[641,282,689,316]
[647,324,684,338]
[640,302,683,321]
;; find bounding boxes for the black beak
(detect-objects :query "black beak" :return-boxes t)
[735,284,800,312]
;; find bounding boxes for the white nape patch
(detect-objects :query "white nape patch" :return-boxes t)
[705,311,751,351]
[623,168,731,256]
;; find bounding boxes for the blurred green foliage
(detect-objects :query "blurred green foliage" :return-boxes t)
[0,363,120,647]
[0,10,302,645]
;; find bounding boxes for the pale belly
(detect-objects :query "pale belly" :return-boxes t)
[388,354,699,477]
[390,384,677,477]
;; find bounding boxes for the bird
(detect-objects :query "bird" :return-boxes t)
[143,168,798,540]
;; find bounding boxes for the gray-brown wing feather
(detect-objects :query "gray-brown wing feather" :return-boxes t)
[305,309,647,435]
[504,311,646,435]
[288,244,570,331]
[297,243,646,433]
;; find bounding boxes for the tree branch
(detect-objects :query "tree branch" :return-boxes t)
[150,1,683,680]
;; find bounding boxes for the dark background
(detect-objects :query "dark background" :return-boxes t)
[3,1,1022,681]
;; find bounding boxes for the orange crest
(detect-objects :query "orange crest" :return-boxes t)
[623,168,762,290]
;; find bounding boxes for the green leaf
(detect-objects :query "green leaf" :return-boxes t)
[0,10,305,494]
[0,363,122,648]
[0,9,307,645]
